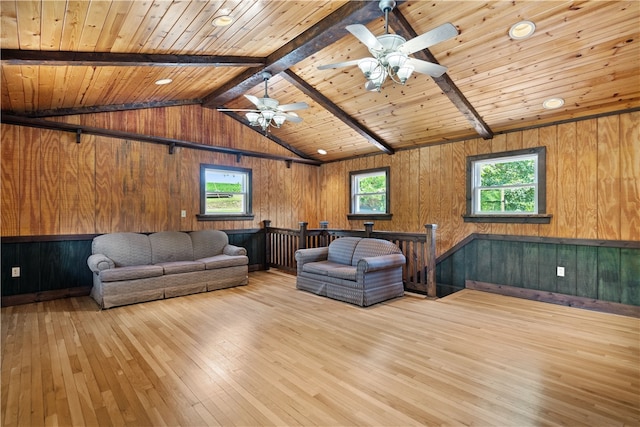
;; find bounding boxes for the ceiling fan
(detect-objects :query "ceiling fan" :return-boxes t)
[218,71,309,132]
[317,0,458,92]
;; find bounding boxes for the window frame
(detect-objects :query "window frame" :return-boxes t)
[197,164,254,221]
[347,167,392,221]
[463,147,551,224]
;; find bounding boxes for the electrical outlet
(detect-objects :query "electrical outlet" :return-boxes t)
[11,267,20,278]
[557,266,565,277]
[181,210,187,218]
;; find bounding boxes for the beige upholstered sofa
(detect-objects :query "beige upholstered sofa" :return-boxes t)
[295,237,406,307]
[87,230,248,309]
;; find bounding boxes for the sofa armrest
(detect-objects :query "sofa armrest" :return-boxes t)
[223,244,247,256]
[87,254,115,273]
[295,247,329,265]
[358,253,406,273]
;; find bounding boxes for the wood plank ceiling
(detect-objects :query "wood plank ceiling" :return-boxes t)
[1,0,638,163]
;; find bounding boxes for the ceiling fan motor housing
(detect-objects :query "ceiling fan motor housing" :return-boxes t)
[371,34,407,66]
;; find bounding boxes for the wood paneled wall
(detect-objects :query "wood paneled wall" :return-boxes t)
[318,112,639,256]
[2,107,637,258]
[1,105,320,236]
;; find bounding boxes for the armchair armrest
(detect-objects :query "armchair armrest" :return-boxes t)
[87,254,115,273]
[223,244,247,256]
[295,247,329,265]
[358,253,406,273]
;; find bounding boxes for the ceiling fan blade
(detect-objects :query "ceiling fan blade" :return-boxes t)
[407,58,448,77]
[398,23,458,55]
[346,24,384,51]
[244,94,263,108]
[317,58,363,70]
[217,108,261,112]
[278,102,309,111]
[282,113,303,123]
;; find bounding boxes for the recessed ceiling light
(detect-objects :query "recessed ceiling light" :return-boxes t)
[317,149,327,155]
[509,20,536,40]
[155,78,173,85]
[212,15,233,27]
[543,97,565,109]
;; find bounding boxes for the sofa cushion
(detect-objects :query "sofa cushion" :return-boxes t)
[326,265,357,281]
[327,237,361,265]
[190,230,229,260]
[352,238,402,266]
[150,231,194,264]
[197,254,248,269]
[93,232,152,267]
[156,261,205,275]
[100,265,164,282]
[302,260,346,276]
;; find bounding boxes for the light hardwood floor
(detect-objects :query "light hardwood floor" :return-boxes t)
[2,270,639,426]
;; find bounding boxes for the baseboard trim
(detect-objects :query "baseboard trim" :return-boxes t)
[466,280,640,318]
[2,286,92,307]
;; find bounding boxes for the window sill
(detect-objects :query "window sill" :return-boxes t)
[462,214,552,224]
[347,213,393,221]
[197,214,255,221]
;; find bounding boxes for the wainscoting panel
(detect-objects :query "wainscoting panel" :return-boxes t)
[1,240,92,297]
[1,230,267,302]
[436,236,640,306]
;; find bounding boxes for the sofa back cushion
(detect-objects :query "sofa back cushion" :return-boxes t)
[93,232,152,267]
[190,230,229,260]
[149,231,194,264]
[352,238,402,266]
[327,237,362,265]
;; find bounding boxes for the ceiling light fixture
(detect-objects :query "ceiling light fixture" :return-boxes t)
[543,97,565,109]
[244,72,305,132]
[509,20,536,40]
[317,149,327,155]
[155,78,173,85]
[212,15,233,27]
[358,1,415,91]
[317,0,457,93]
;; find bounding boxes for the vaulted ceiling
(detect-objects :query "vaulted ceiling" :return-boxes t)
[1,0,638,162]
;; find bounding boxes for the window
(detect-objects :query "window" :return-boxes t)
[198,164,253,220]
[348,167,392,220]
[464,147,550,223]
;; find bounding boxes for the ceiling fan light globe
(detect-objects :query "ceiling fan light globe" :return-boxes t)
[262,110,275,121]
[368,64,387,82]
[358,58,378,79]
[246,112,260,125]
[273,115,286,126]
[397,65,414,83]
[386,51,408,71]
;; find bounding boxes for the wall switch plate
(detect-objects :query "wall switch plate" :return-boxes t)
[557,266,565,277]
[181,210,187,218]
[11,267,20,278]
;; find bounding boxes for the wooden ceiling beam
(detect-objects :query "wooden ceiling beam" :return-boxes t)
[281,69,394,155]
[201,1,382,107]
[0,50,266,67]
[5,99,201,118]
[388,8,494,140]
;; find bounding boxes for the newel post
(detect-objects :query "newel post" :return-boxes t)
[263,219,271,270]
[319,221,329,247]
[299,222,308,250]
[364,222,374,238]
[425,224,438,298]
